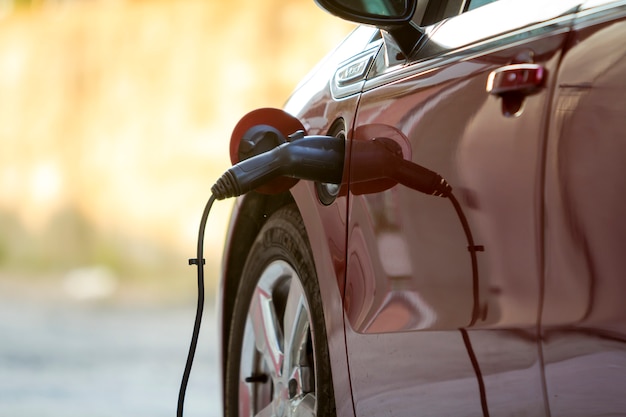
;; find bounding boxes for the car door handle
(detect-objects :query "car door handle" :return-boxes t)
[486,63,546,96]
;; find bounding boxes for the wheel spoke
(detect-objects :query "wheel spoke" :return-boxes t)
[250,284,284,379]
[239,318,256,395]
[283,277,310,375]
[283,278,308,349]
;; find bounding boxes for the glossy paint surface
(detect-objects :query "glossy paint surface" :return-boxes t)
[342,1,575,414]
[542,3,626,415]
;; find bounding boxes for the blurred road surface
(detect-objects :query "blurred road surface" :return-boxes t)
[0,280,220,417]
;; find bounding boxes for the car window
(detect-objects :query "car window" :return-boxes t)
[335,0,407,16]
[465,0,500,11]
[420,0,581,54]
[417,0,501,25]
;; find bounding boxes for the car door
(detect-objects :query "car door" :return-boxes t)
[541,1,626,416]
[342,0,581,416]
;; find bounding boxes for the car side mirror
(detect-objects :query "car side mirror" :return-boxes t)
[314,0,423,57]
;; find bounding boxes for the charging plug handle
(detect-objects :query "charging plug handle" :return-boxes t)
[350,138,451,197]
[212,135,345,199]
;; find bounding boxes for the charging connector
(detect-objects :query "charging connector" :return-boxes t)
[211,133,345,199]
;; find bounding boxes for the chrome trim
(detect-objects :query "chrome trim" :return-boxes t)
[336,55,373,85]
[331,41,382,99]
[363,13,577,92]
[574,0,626,29]
[486,63,546,95]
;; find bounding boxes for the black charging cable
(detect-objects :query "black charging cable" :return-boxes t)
[449,192,488,416]
[177,194,215,417]
[448,192,483,325]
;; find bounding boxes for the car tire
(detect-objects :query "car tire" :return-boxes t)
[224,204,335,417]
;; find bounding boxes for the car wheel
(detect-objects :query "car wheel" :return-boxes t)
[225,204,335,417]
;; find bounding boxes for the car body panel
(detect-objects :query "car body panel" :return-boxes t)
[341,1,578,414]
[541,1,626,415]
[219,0,626,415]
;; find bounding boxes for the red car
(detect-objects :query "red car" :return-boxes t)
[218,0,626,415]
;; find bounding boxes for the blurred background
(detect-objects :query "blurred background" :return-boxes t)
[0,0,353,415]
